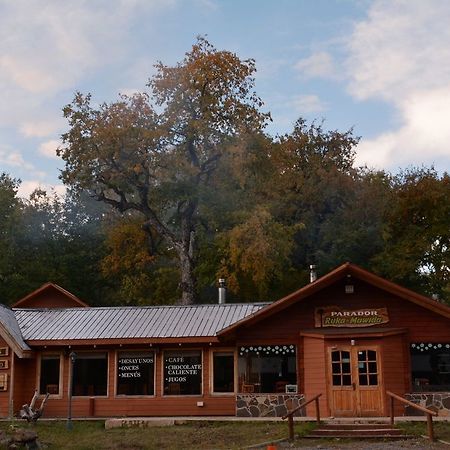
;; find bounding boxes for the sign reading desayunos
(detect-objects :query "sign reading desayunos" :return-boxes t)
[314,306,389,328]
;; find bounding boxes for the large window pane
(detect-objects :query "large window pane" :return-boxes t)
[117,352,154,396]
[73,353,108,396]
[213,352,234,393]
[238,345,297,393]
[411,343,450,391]
[39,355,60,395]
[164,351,202,395]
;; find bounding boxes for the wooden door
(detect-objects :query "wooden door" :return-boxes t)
[328,346,384,417]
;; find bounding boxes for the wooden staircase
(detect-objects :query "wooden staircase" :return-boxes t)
[305,420,414,440]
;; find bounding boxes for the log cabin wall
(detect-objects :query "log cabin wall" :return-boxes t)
[301,335,328,416]
[0,338,11,417]
[234,278,450,343]
[38,345,236,418]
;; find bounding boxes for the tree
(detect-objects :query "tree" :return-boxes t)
[58,37,269,304]
[373,168,450,302]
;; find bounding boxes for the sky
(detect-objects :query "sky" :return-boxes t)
[1,0,449,198]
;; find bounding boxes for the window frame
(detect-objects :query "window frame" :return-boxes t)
[114,349,156,398]
[71,351,109,398]
[37,352,64,398]
[237,344,298,394]
[162,348,203,397]
[210,348,236,396]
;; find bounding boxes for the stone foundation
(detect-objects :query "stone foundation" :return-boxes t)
[236,394,305,417]
[404,392,450,416]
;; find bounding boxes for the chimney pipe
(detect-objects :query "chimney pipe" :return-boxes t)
[218,278,226,304]
[309,265,317,283]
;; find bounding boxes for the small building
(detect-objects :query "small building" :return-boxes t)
[0,263,449,418]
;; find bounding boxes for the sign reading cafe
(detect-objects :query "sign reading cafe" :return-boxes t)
[315,306,389,328]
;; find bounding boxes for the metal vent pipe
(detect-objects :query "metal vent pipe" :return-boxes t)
[309,265,317,283]
[218,278,226,304]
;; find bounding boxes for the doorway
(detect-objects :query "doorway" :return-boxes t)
[328,345,384,417]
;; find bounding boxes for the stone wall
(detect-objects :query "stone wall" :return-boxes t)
[236,394,305,417]
[404,393,450,417]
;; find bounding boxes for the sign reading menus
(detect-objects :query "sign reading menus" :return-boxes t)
[315,306,389,328]
[118,355,154,379]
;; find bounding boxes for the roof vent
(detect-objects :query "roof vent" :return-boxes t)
[309,265,317,283]
[218,279,226,304]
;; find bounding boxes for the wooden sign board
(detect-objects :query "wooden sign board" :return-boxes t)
[0,348,9,357]
[0,374,7,391]
[315,306,389,328]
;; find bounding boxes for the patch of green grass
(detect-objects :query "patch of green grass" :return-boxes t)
[398,421,450,441]
[0,420,316,450]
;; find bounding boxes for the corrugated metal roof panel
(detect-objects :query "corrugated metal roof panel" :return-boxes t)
[13,303,269,341]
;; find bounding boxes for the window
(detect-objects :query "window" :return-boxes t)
[213,352,234,393]
[164,350,202,395]
[411,343,450,392]
[238,345,297,393]
[117,351,154,396]
[39,354,61,395]
[72,353,108,396]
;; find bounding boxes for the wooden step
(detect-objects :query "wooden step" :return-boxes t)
[305,422,414,440]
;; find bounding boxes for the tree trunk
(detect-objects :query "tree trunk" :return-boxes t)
[178,247,196,305]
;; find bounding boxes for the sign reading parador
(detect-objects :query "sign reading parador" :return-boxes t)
[315,306,389,328]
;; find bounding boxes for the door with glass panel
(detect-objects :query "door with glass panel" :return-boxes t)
[328,346,383,417]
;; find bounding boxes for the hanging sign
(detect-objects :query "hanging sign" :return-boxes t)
[315,306,389,328]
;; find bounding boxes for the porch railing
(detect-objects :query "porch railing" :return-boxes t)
[386,390,437,441]
[282,393,322,440]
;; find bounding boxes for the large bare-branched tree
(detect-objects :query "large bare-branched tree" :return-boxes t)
[58,38,269,304]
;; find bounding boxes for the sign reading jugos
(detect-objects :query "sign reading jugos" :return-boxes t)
[315,306,389,328]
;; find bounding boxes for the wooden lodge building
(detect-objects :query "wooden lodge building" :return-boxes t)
[0,262,450,419]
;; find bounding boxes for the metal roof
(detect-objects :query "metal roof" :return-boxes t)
[13,303,269,341]
[0,304,31,351]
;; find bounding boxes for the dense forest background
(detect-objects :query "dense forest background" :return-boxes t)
[1,39,449,306]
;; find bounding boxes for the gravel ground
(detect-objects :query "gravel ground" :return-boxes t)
[269,437,450,449]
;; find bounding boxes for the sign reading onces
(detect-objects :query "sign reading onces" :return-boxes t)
[118,356,154,379]
[117,352,154,395]
[315,306,389,328]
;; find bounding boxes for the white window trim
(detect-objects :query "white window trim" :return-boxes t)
[37,352,64,398]
[210,348,236,396]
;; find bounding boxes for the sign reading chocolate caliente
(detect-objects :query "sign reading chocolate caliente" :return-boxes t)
[315,306,389,328]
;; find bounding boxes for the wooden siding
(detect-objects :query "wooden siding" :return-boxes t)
[0,338,11,417]
[35,347,236,418]
[235,278,450,343]
[302,336,329,416]
[381,334,409,416]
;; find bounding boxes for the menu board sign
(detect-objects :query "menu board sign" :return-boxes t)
[117,352,154,395]
[118,356,154,379]
[164,351,202,395]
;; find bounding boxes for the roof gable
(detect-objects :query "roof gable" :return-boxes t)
[12,283,89,308]
[0,305,32,358]
[218,262,450,337]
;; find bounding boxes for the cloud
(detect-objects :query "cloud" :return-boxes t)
[0,145,34,170]
[290,94,327,114]
[294,51,335,79]
[38,140,61,159]
[17,180,66,200]
[19,117,65,138]
[355,86,450,169]
[347,0,450,171]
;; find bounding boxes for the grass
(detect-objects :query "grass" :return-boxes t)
[397,420,450,441]
[0,420,312,450]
